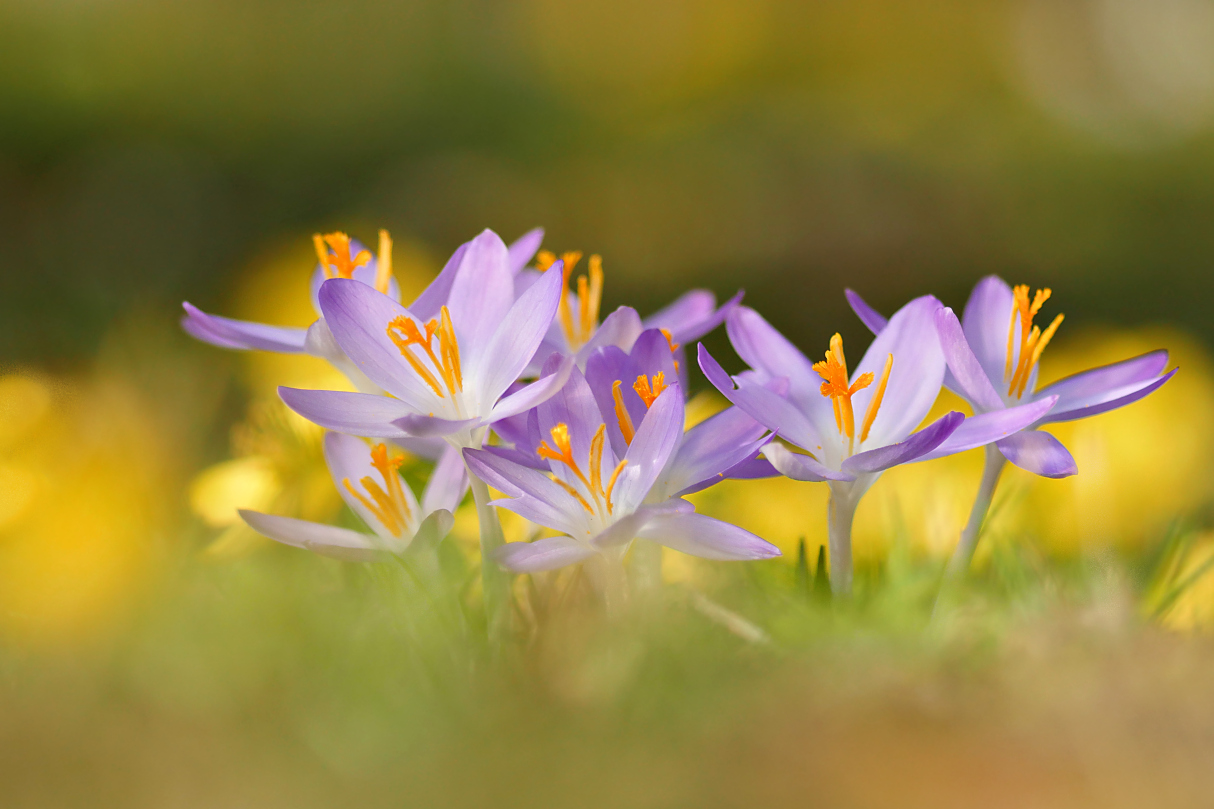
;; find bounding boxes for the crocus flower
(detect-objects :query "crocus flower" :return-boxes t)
[518,249,742,378]
[463,366,780,610]
[699,297,1056,594]
[850,277,1176,573]
[277,229,574,637]
[239,432,462,564]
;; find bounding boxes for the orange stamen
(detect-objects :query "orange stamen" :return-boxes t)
[1005,285,1063,398]
[385,305,463,399]
[633,373,667,409]
[342,444,412,537]
[859,354,893,443]
[612,380,636,445]
[314,232,371,280]
[536,422,624,516]
[604,460,627,514]
[814,333,874,455]
[375,229,393,295]
[537,249,606,350]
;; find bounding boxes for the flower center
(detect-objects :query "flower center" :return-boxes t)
[386,305,464,400]
[313,229,394,295]
[537,422,627,516]
[612,373,667,445]
[536,250,604,350]
[814,333,893,456]
[1005,285,1064,399]
[343,443,413,538]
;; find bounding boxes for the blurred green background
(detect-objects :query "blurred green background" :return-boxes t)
[6,2,1214,805]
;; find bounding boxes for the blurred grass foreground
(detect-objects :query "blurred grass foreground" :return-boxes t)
[7,0,1214,807]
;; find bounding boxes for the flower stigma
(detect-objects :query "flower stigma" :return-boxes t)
[343,443,413,538]
[814,333,892,455]
[314,232,372,281]
[537,422,627,516]
[536,250,604,350]
[633,373,667,409]
[386,306,464,401]
[1005,284,1064,399]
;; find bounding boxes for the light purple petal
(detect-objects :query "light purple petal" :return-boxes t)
[446,229,514,354]
[961,276,1015,386]
[239,510,391,562]
[725,306,829,429]
[698,344,826,454]
[674,453,780,496]
[847,295,946,449]
[573,307,645,367]
[636,513,781,561]
[324,432,420,540]
[915,396,1058,462]
[488,356,575,422]
[494,536,596,573]
[997,430,1078,478]
[588,504,676,549]
[612,385,686,514]
[391,435,448,460]
[761,442,852,482]
[308,238,400,309]
[421,445,470,515]
[507,227,544,274]
[410,241,469,321]
[584,344,645,458]
[463,448,586,536]
[474,265,565,406]
[645,289,743,345]
[845,289,889,335]
[629,328,681,381]
[181,303,309,353]
[842,411,964,475]
[318,279,441,409]
[392,414,482,438]
[279,387,413,438]
[657,406,769,495]
[1036,350,1169,413]
[1039,368,1177,424]
[935,306,1005,412]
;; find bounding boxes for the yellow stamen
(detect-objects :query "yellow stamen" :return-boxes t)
[342,444,412,537]
[536,422,623,516]
[859,354,893,443]
[552,476,594,514]
[660,328,681,374]
[1005,285,1063,398]
[314,232,371,280]
[385,305,463,399]
[633,373,667,409]
[604,460,627,515]
[612,380,636,445]
[536,249,606,350]
[588,424,606,502]
[813,333,874,456]
[375,229,393,295]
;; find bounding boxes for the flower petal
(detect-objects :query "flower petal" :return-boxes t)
[279,387,413,438]
[392,414,482,438]
[494,536,596,573]
[1039,368,1177,424]
[585,344,646,458]
[961,275,1015,385]
[1036,350,1169,413]
[761,442,852,482]
[488,355,575,422]
[612,385,686,514]
[656,406,770,496]
[410,241,469,321]
[572,306,645,368]
[636,512,781,561]
[181,303,308,353]
[507,227,545,275]
[474,264,565,407]
[324,432,421,539]
[842,411,963,475]
[446,229,514,354]
[915,396,1058,462]
[935,305,1004,412]
[997,430,1078,478]
[644,289,743,345]
[239,509,393,561]
[304,319,380,394]
[463,448,586,536]
[848,295,947,448]
[845,289,889,335]
[421,445,469,515]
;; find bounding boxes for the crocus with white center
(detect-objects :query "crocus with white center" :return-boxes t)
[851,277,1177,574]
[277,229,573,638]
[464,366,780,612]
[240,432,463,571]
[700,297,1057,594]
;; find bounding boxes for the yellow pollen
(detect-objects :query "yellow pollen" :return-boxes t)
[342,443,412,537]
[536,422,625,516]
[313,231,371,280]
[612,380,636,445]
[375,229,393,295]
[1005,284,1064,399]
[536,249,604,350]
[386,305,463,399]
[813,333,874,456]
[633,373,667,409]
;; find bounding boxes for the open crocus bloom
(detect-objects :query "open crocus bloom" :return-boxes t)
[182,228,544,394]
[851,277,1177,478]
[463,367,779,604]
[517,248,742,376]
[700,296,1056,593]
[240,432,462,562]
[277,229,573,448]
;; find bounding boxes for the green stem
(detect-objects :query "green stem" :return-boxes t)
[946,443,1006,577]
[467,470,510,644]
[827,483,858,596]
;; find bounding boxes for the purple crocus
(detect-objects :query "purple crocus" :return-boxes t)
[699,297,1056,594]
[518,249,742,379]
[464,366,780,611]
[239,432,463,565]
[275,229,574,637]
[851,277,1177,573]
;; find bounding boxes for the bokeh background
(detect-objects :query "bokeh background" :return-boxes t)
[5,2,1214,805]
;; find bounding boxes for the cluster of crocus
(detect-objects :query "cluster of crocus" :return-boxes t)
[185,225,1175,626]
